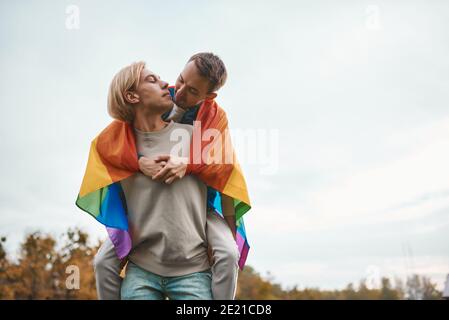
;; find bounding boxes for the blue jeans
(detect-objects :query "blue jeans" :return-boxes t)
[121,262,213,300]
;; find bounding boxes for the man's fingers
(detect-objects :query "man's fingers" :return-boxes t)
[159,169,176,182]
[153,166,171,180]
[165,172,183,184]
[155,154,171,162]
[138,156,153,164]
[138,157,155,170]
[165,176,176,184]
[138,158,146,168]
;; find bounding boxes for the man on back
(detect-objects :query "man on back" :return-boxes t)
[106,61,212,299]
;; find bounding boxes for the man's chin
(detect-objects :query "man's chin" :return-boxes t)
[174,100,187,109]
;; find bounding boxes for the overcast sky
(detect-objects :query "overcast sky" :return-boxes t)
[1,0,449,290]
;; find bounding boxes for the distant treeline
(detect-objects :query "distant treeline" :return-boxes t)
[0,229,442,300]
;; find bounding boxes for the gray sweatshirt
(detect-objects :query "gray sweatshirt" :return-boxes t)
[120,121,209,277]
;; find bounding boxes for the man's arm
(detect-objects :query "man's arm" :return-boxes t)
[138,103,189,183]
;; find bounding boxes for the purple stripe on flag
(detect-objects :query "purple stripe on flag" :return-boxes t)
[236,231,249,270]
[238,243,250,270]
[236,230,245,251]
[106,227,132,259]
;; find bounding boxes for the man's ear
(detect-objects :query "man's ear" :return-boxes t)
[205,92,217,100]
[124,91,139,104]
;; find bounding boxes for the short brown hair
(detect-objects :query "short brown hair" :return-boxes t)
[188,52,227,93]
[107,61,145,123]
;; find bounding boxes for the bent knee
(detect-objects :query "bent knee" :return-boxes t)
[93,251,115,273]
[216,244,240,266]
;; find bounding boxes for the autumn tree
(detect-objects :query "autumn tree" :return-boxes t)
[0,230,99,299]
[406,274,442,300]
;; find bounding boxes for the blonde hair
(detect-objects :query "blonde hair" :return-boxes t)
[107,61,146,122]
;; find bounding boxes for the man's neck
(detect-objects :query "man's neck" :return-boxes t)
[133,107,168,132]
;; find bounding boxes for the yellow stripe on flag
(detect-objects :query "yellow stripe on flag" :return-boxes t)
[79,138,113,197]
[222,164,251,206]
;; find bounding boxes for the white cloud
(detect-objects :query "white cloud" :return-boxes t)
[246,115,449,235]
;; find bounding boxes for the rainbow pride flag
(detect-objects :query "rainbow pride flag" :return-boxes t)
[76,99,251,269]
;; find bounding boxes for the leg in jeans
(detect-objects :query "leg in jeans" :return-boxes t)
[121,262,212,300]
[93,238,123,300]
[120,262,165,300]
[206,212,240,300]
[166,269,213,300]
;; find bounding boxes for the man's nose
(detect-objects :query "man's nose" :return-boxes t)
[177,84,185,97]
[160,80,168,89]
